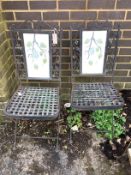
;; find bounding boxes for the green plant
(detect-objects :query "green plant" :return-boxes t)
[91,109,126,140]
[67,108,82,129]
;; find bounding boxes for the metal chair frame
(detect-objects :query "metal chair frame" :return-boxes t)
[69,22,124,142]
[4,21,62,149]
[70,22,124,111]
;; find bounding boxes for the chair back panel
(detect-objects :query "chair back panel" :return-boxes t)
[71,22,120,81]
[10,22,62,82]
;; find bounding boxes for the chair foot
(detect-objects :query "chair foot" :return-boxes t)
[14,120,17,149]
[55,115,60,152]
[55,144,59,152]
[69,129,73,144]
[55,132,60,152]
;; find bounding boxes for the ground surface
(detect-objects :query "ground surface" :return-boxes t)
[0,90,131,175]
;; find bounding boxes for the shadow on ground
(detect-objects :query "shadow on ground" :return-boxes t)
[0,127,130,175]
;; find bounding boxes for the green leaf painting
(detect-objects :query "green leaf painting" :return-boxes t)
[97,39,103,44]
[82,31,107,74]
[84,39,90,44]
[88,60,93,65]
[43,58,47,64]
[85,31,103,61]
[23,33,50,78]
[34,64,38,69]
[40,42,47,48]
[27,41,32,47]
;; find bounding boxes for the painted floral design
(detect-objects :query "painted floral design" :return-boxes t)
[23,33,50,78]
[82,31,107,74]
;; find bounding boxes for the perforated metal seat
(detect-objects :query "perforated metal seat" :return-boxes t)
[5,86,59,120]
[72,83,124,110]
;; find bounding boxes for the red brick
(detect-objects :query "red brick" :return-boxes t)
[119,48,131,55]
[16,12,41,20]
[43,12,69,20]
[61,56,70,63]
[33,22,59,29]
[114,77,131,82]
[62,49,70,56]
[7,22,32,30]
[116,64,131,69]
[59,1,86,10]
[117,0,131,9]
[63,31,69,39]
[114,22,131,29]
[2,12,14,20]
[30,1,56,10]
[60,22,85,29]
[88,0,115,9]
[71,11,96,20]
[118,39,131,47]
[98,11,125,20]
[61,64,70,69]
[126,12,131,19]
[61,70,71,76]
[123,31,131,38]
[2,1,28,10]
[116,56,131,62]
[87,21,112,30]
[114,70,128,76]
[61,83,71,88]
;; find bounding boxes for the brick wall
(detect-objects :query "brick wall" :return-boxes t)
[0,3,17,116]
[1,0,131,102]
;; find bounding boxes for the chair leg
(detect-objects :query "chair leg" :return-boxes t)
[14,120,17,148]
[112,115,114,139]
[69,129,73,144]
[56,114,60,151]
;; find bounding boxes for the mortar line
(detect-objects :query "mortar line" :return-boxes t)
[13,11,16,21]
[27,0,30,11]
[114,0,118,9]
[124,10,128,21]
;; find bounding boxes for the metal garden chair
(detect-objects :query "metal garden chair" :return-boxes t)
[70,22,124,142]
[4,21,62,149]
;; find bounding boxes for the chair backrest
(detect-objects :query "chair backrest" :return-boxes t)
[10,22,62,82]
[71,22,120,82]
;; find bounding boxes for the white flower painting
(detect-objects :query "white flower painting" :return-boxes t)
[81,30,107,74]
[23,33,50,79]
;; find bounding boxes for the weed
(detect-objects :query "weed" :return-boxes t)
[91,109,126,140]
[67,108,82,129]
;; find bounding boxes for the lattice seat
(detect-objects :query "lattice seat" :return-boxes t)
[5,86,59,119]
[72,83,124,110]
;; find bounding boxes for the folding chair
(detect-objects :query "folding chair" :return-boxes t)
[70,22,124,142]
[4,22,62,149]
[71,22,124,110]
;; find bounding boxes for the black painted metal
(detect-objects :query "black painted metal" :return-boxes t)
[71,22,120,78]
[71,83,124,110]
[5,21,62,119]
[71,22,124,110]
[5,86,59,119]
[4,21,62,147]
[10,22,62,81]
